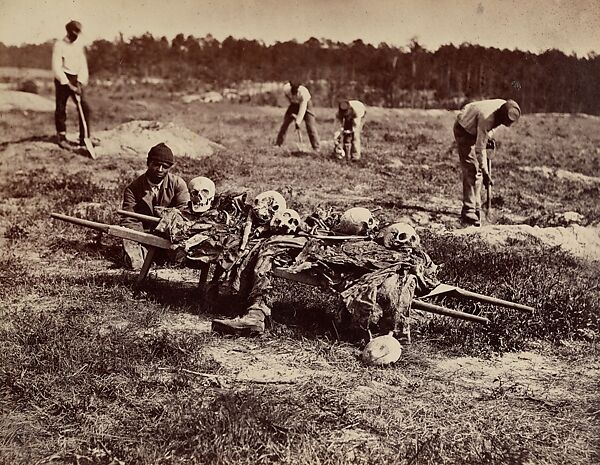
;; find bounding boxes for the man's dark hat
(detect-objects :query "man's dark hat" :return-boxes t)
[147,143,174,166]
[289,80,301,90]
[338,100,350,111]
[66,20,82,33]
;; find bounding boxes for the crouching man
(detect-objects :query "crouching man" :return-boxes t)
[336,99,366,161]
[120,143,190,270]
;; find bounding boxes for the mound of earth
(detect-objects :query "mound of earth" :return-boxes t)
[452,223,600,261]
[519,166,600,185]
[0,90,54,112]
[93,120,225,160]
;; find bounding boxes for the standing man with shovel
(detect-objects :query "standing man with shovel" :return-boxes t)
[52,20,94,157]
[275,80,321,152]
[453,99,521,226]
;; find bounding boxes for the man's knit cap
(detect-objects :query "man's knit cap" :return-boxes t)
[147,143,174,166]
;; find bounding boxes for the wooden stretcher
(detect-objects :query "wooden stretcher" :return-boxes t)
[51,211,536,325]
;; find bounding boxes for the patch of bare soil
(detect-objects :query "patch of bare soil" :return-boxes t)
[434,349,599,405]
[452,223,600,261]
[0,90,54,112]
[93,120,225,160]
[519,165,600,185]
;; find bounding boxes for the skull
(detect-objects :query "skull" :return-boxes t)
[382,222,420,250]
[188,176,215,213]
[270,208,302,234]
[253,190,287,224]
[337,207,378,235]
[362,333,402,366]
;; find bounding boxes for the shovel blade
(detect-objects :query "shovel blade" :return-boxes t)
[83,138,97,159]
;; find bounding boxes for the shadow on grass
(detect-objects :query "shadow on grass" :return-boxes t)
[0,133,56,148]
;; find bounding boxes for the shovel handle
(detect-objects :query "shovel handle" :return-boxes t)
[485,153,492,210]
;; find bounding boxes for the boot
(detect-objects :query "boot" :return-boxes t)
[461,211,481,227]
[57,133,71,149]
[212,308,267,336]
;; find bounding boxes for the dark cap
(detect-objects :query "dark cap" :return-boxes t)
[338,100,350,112]
[289,80,301,90]
[147,143,174,166]
[66,20,82,33]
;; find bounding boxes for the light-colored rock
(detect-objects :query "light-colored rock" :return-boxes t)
[181,94,202,104]
[202,91,223,103]
[519,166,600,185]
[452,223,600,261]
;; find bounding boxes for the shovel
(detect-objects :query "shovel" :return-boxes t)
[291,114,310,152]
[74,93,96,159]
[483,138,496,222]
[484,152,493,222]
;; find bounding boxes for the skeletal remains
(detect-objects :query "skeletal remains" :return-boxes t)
[336,207,379,235]
[380,222,420,250]
[361,332,402,366]
[253,190,287,224]
[270,208,302,234]
[188,176,216,213]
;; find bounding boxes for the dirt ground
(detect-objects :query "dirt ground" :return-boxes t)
[0,86,599,464]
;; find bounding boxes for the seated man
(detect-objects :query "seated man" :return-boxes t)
[120,142,190,270]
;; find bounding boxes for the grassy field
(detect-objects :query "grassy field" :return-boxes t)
[0,85,599,464]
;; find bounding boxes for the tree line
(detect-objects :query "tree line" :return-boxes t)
[1,34,598,114]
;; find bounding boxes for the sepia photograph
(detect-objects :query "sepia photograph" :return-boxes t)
[0,0,599,463]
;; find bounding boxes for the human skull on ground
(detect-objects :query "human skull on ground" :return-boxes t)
[270,208,302,234]
[253,190,287,224]
[188,176,215,213]
[361,332,402,366]
[382,222,420,250]
[337,207,378,235]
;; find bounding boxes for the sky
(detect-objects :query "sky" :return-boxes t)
[1,0,599,56]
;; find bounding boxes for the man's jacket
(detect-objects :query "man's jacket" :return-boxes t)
[121,172,190,231]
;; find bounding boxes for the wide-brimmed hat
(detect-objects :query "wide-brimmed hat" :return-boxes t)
[66,20,82,33]
[505,99,521,122]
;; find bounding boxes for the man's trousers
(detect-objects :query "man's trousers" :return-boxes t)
[54,73,91,144]
[276,102,320,150]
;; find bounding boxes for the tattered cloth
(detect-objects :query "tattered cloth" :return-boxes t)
[153,192,252,270]
[282,239,440,332]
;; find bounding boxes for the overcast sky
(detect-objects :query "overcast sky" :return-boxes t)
[1,0,598,56]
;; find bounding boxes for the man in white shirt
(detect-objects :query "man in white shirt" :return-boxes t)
[275,80,320,151]
[336,99,367,160]
[453,99,521,226]
[52,20,91,149]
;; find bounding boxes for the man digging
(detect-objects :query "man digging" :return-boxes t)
[275,80,321,152]
[335,99,366,161]
[52,20,91,150]
[453,99,521,226]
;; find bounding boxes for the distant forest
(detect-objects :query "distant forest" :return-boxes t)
[1,34,599,114]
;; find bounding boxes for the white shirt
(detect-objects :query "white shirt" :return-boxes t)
[146,178,164,199]
[52,37,89,85]
[283,83,311,123]
[456,99,505,156]
[338,100,366,125]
